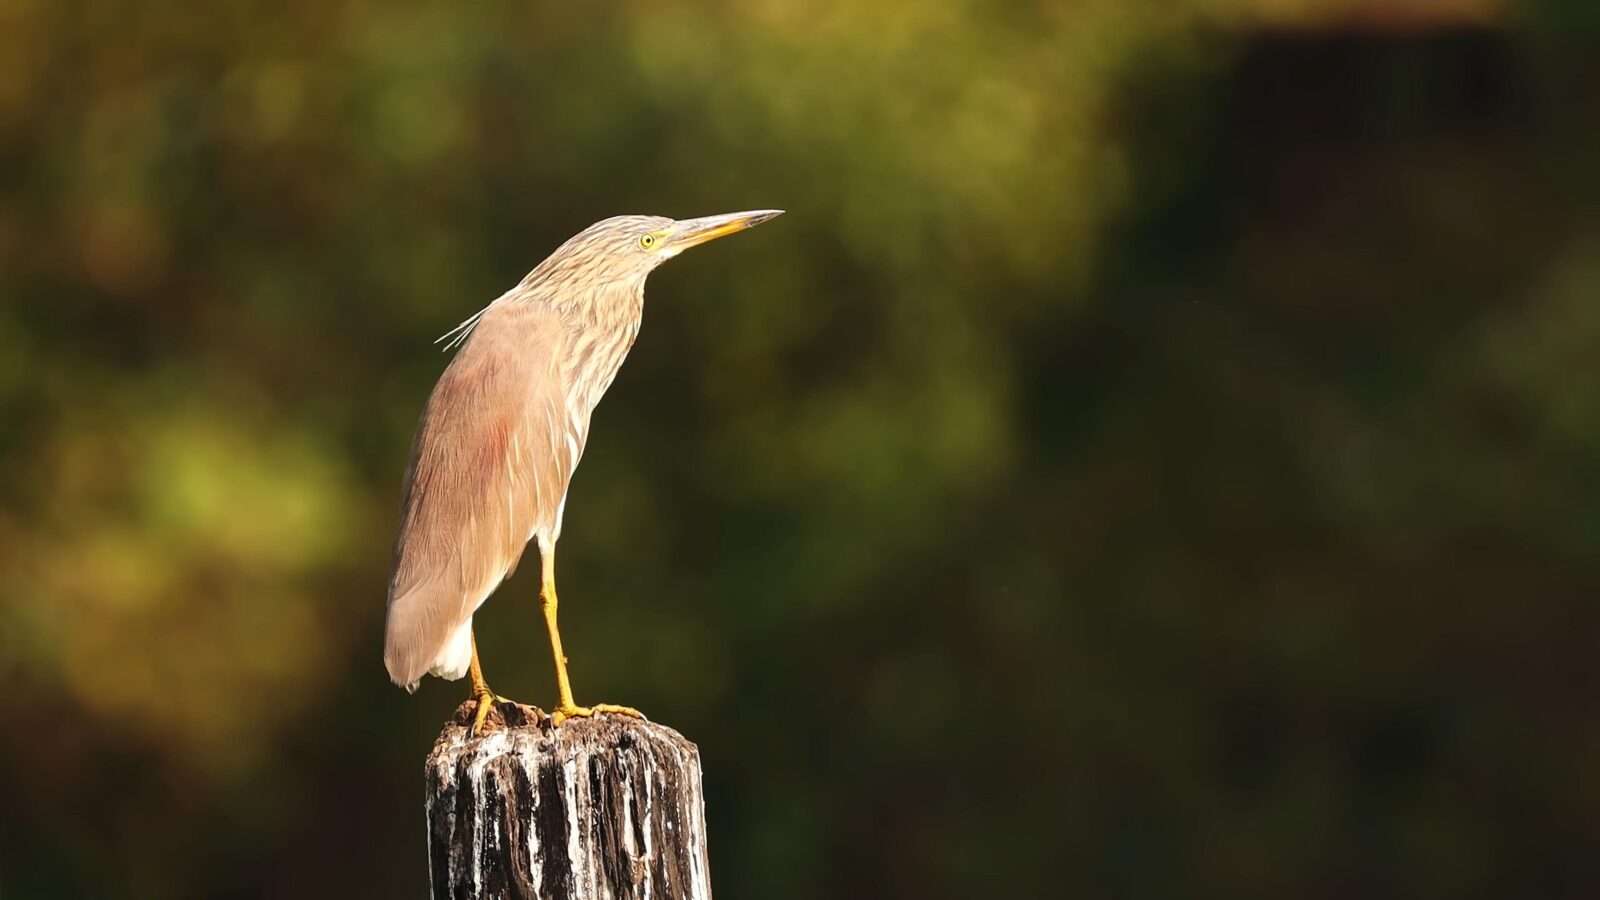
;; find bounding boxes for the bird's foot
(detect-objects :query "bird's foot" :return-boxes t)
[549,702,645,726]
[469,691,521,736]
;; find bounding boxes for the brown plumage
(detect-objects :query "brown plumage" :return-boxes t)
[384,210,782,730]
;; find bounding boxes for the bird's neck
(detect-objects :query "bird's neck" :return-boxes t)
[573,278,645,333]
[555,279,646,421]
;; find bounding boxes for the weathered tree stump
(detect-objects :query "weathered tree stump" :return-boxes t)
[424,703,713,900]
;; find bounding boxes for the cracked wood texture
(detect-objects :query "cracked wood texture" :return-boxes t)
[424,703,713,900]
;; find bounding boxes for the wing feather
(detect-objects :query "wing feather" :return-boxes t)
[383,304,575,688]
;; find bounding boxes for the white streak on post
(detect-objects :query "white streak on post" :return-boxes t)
[423,708,713,899]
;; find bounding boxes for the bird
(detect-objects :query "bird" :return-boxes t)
[385,209,783,735]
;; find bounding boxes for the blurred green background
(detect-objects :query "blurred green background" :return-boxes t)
[3,0,1599,897]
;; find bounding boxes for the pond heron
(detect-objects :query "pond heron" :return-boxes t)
[384,209,783,733]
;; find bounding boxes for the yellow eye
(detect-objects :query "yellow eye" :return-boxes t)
[639,233,657,249]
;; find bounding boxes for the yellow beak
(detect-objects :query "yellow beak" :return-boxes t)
[665,209,785,253]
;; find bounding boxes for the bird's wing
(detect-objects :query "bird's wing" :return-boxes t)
[383,303,575,688]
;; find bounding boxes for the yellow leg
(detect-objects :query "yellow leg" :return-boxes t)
[539,544,643,726]
[467,630,514,736]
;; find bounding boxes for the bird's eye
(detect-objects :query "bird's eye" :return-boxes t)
[639,233,657,249]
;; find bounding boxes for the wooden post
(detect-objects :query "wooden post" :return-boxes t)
[424,703,713,900]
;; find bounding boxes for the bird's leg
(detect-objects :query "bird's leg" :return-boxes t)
[539,546,643,726]
[467,630,515,736]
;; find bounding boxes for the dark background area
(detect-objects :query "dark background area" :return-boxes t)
[2,2,1598,897]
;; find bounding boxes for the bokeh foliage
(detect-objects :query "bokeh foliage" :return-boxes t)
[2,0,1598,897]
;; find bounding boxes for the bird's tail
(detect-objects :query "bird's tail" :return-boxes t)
[384,582,471,691]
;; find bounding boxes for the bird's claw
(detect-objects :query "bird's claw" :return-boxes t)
[469,692,519,736]
[549,703,645,726]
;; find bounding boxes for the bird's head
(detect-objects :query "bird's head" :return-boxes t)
[528,210,785,303]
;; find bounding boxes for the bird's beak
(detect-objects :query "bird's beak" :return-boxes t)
[665,209,784,254]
